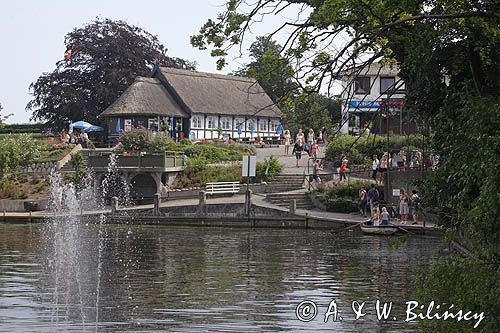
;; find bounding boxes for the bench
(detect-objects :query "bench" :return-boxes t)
[205,181,240,195]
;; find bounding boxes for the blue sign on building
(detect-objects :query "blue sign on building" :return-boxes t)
[348,100,380,109]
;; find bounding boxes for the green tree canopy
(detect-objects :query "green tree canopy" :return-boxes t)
[28,18,196,130]
[234,36,340,134]
[192,1,500,331]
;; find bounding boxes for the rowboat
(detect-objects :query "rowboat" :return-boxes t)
[360,222,399,235]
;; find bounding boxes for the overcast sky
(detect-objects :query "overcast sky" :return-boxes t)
[0,0,290,124]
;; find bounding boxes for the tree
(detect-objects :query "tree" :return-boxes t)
[192,1,500,331]
[235,36,340,133]
[28,18,195,130]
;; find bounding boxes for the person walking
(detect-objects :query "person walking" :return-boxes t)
[310,140,319,159]
[292,139,304,167]
[307,129,315,146]
[339,158,348,183]
[283,129,291,155]
[399,188,410,224]
[296,128,304,143]
[372,155,379,182]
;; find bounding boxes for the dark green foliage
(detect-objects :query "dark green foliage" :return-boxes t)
[64,152,87,185]
[184,143,253,163]
[0,123,44,134]
[119,129,151,151]
[312,180,381,213]
[325,134,428,165]
[27,18,195,130]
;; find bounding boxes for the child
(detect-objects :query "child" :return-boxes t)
[380,207,390,225]
[372,202,380,225]
[311,140,319,159]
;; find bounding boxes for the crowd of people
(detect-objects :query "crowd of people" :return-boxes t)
[60,129,91,148]
[358,184,422,225]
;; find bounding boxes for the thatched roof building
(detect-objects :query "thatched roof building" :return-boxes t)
[100,77,188,118]
[100,67,281,141]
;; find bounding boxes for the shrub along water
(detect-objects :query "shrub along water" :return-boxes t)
[311,180,384,213]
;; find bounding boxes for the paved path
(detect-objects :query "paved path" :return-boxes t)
[255,144,329,174]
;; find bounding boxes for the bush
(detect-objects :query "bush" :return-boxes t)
[0,180,28,199]
[119,129,150,151]
[325,134,430,165]
[0,134,40,179]
[147,136,177,152]
[184,143,253,163]
[311,180,384,213]
[255,156,283,182]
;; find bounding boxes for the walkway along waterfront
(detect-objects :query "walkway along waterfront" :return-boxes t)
[2,191,442,234]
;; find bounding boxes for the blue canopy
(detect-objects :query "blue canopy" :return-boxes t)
[84,125,104,133]
[69,121,93,130]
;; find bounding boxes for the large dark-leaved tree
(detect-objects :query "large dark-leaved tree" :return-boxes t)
[28,18,195,130]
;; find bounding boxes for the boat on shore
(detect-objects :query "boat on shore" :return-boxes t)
[360,222,399,235]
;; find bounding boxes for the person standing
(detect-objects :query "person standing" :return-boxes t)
[296,128,304,143]
[399,188,410,224]
[292,139,304,167]
[283,129,291,155]
[380,207,390,225]
[367,183,380,216]
[371,155,379,182]
[378,152,388,185]
[410,190,421,224]
[358,187,367,217]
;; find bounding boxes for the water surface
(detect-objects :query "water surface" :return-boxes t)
[0,223,443,332]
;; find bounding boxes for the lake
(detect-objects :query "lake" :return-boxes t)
[0,222,443,332]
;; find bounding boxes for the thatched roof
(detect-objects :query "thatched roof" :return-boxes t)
[99,77,188,118]
[157,67,281,118]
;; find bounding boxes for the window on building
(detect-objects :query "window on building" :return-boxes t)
[270,120,277,132]
[207,116,215,129]
[221,118,231,130]
[259,119,267,131]
[354,77,370,94]
[380,77,396,94]
[192,115,202,128]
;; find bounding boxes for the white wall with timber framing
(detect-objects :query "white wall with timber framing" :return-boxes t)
[189,113,281,140]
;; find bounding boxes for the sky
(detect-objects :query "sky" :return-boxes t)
[0,0,291,124]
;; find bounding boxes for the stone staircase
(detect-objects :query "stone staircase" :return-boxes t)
[60,148,91,173]
[266,174,305,193]
[266,192,315,210]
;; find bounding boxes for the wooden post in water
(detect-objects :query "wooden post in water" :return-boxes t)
[153,193,161,216]
[111,197,119,216]
[197,191,206,216]
[245,189,253,216]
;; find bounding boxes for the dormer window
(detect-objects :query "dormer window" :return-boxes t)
[380,77,396,94]
[354,77,370,94]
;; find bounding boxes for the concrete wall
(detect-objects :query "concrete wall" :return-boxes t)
[0,199,48,212]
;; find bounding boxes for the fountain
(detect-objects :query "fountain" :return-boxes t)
[43,153,131,331]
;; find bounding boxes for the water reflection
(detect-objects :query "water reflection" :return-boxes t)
[0,223,442,332]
